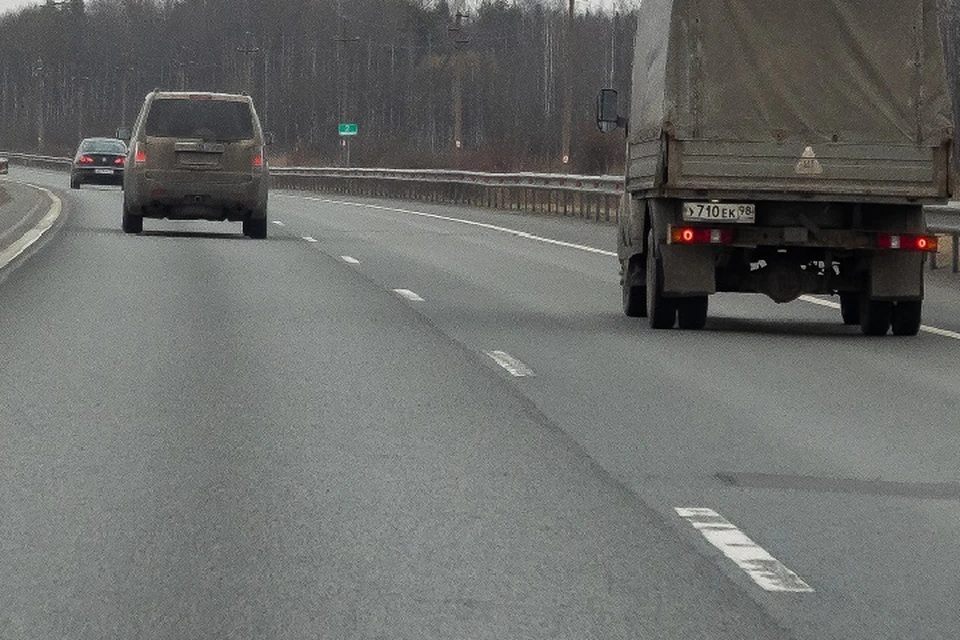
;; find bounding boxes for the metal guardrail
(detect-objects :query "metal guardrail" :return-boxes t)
[5,151,960,271]
[270,167,623,222]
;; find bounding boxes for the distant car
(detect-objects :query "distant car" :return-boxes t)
[121,91,269,238]
[0,156,8,175]
[70,137,126,189]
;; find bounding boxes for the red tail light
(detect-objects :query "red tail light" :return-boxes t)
[877,233,938,252]
[670,226,734,245]
[78,155,94,164]
[252,154,263,167]
[134,145,147,165]
[114,157,125,166]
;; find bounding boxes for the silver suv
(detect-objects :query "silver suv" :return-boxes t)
[121,91,269,238]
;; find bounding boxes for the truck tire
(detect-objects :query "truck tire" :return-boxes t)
[646,229,677,329]
[677,296,708,330]
[622,258,647,317]
[891,300,922,336]
[860,297,892,336]
[839,292,860,325]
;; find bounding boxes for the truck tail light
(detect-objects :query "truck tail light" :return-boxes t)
[670,226,734,245]
[877,233,938,252]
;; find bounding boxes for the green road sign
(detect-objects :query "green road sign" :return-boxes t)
[338,123,358,136]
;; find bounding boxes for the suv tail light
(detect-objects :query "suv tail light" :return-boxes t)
[133,143,147,166]
[252,149,264,168]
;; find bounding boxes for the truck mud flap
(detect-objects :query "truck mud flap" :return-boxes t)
[870,252,924,300]
[661,245,716,296]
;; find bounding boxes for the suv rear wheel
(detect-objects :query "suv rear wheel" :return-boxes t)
[243,217,267,239]
[122,205,142,234]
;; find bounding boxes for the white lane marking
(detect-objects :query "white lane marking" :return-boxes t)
[920,325,960,340]
[485,350,536,377]
[0,185,62,271]
[393,288,424,302]
[271,220,285,226]
[340,255,360,264]
[277,194,618,257]
[798,294,840,310]
[675,508,814,593]
[800,295,960,340]
[302,236,318,243]
[279,194,960,341]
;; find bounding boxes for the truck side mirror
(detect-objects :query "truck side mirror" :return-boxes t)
[116,126,131,141]
[596,88,623,133]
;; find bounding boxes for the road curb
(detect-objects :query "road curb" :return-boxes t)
[0,183,64,275]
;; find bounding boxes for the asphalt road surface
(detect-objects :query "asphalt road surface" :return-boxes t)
[1,167,959,639]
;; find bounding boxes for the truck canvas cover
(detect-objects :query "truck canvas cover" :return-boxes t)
[628,0,954,200]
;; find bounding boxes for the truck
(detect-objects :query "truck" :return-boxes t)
[597,0,953,335]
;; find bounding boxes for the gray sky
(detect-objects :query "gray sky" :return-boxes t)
[0,0,628,18]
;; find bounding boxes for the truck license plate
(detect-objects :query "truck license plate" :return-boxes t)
[683,202,755,223]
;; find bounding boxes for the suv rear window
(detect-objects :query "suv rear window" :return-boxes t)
[145,99,255,141]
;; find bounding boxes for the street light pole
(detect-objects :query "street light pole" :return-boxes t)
[561,0,574,169]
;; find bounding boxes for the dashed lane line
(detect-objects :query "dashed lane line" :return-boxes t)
[484,350,535,377]
[302,236,318,243]
[279,195,960,341]
[271,220,285,226]
[279,194,617,257]
[393,288,424,302]
[340,256,360,264]
[675,508,814,593]
[0,185,62,272]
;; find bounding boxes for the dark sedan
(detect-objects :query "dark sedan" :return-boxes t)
[70,137,126,189]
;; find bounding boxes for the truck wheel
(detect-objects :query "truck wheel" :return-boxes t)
[646,229,677,329]
[839,292,860,325]
[891,300,922,336]
[677,296,708,330]
[623,282,647,317]
[860,297,892,336]
[621,258,647,318]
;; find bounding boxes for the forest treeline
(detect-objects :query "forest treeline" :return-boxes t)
[3,1,960,174]
[0,0,637,173]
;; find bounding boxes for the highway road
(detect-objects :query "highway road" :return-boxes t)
[1,166,959,639]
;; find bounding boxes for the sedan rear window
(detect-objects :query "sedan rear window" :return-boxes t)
[145,99,255,141]
[81,140,126,153]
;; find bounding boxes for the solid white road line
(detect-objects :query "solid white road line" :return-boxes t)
[271,220,285,226]
[800,294,960,340]
[280,194,618,257]
[0,185,62,271]
[484,350,536,377]
[393,288,424,302]
[302,236,318,243]
[280,194,960,341]
[675,508,814,593]
[340,255,360,264]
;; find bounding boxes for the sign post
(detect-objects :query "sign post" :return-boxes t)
[338,123,358,167]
